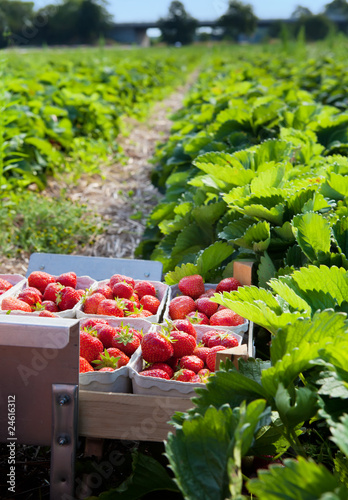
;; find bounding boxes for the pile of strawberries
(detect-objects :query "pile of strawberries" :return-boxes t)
[138,319,240,383]
[0,271,85,316]
[168,274,245,327]
[0,277,13,296]
[79,317,143,373]
[82,274,161,319]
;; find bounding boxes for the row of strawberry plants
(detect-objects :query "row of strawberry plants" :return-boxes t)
[0,46,201,259]
[119,42,348,500]
[1,46,199,193]
[137,43,348,287]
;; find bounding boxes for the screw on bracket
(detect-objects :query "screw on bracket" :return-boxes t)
[144,272,150,277]
[57,436,70,446]
[58,395,70,406]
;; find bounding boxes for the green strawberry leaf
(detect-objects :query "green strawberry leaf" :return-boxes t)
[321,172,348,200]
[242,203,284,226]
[258,252,277,288]
[270,310,348,364]
[166,401,267,500]
[232,220,271,252]
[330,414,348,458]
[166,405,239,500]
[164,263,200,285]
[196,241,235,278]
[285,265,348,307]
[93,451,179,499]
[247,456,348,500]
[332,217,348,257]
[292,213,331,262]
[190,359,270,415]
[275,383,318,428]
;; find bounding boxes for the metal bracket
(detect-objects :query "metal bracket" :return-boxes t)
[51,383,78,500]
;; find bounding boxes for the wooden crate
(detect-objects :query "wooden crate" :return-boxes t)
[79,261,255,446]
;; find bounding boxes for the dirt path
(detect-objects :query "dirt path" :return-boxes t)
[0,74,197,276]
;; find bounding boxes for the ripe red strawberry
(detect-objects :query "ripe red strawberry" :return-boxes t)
[0,278,12,292]
[83,293,106,314]
[186,311,209,325]
[210,309,245,326]
[140,295,160,314]
[80,318,109,330]
[173,369,196,382]
[202,330,223,346]
[216,277,241,294]
[111,326,141,356]
[17,287,43,309]
[130,293,140,308]
[207,333,239,349]
[80,356,94,373]
[141,331,174,363]
[57,287,81,311]
[198,288,216,298]
[193,345,211,364]
[139,368,170,380]
[179,355,204,373]
[191,375,203,383]
[38,310,58,317]
[95,324,117,349]
[171,319,197,339]
[134,281,156,299]
[178,275,205,299]
[169,296,196,320]
[119,298,137,313]
[109,274,135,289]
[127,308,152,318]
[170,330,196,358]
[198,368,211,382]
[195,297,218,318]
[94,348,129,369]
[27,271,55,294]
[112,282,134,300]
[41,300,59,312]
[96,299,124,317]
[93,285,113,299]
[80,331,104,364]
[98,367,115,372]
[206,346,226,372]
[167,356,180,370]
[76,289,85,299]
[43,282,63,303]
[1,296,32,312]
[145,363,174,378]
[56,272,77,289]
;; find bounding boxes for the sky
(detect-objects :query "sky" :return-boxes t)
[34,0,330,22]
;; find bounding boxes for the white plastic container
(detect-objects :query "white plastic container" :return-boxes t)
[76,279,169,323]
[0,275,96,318]
[0,274,26,304]
[166,283,249,336]
[129,324,243,398]
[79,318,153,393]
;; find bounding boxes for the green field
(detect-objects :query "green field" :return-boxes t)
[3,40,348,499]
[0,45,199,257]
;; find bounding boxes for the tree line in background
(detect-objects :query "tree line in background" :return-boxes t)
[0,0,348,48]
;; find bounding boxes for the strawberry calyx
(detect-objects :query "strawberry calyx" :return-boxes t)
[33,302,45,311]
[93,349,120,370]
[81,326,98,337]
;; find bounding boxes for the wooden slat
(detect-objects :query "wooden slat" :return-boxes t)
[233,260,253,286]
[79,391,194,442]
[215,344,249,371]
